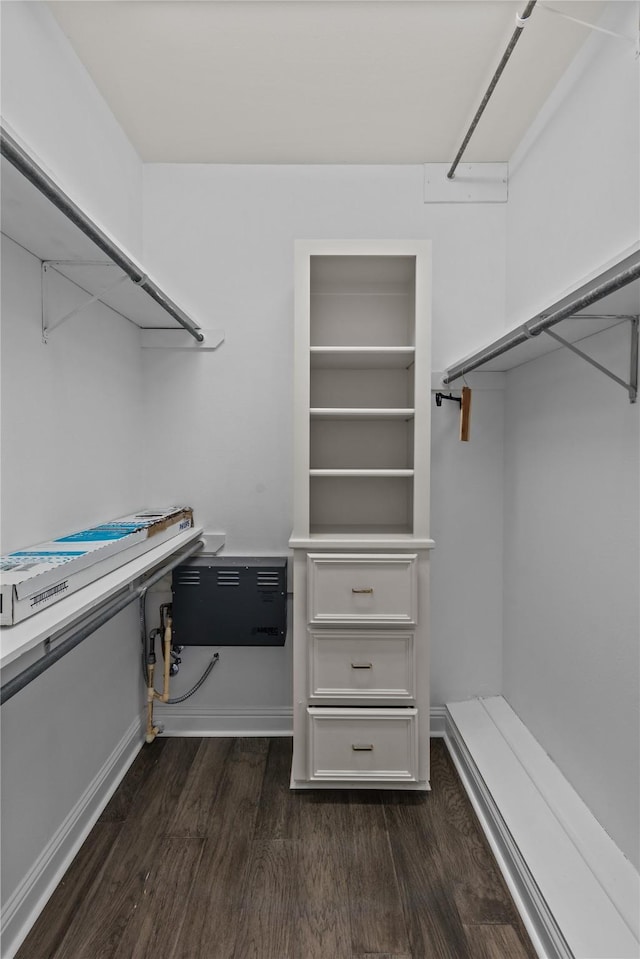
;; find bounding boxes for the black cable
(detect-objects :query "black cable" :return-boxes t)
[165,653,220,704]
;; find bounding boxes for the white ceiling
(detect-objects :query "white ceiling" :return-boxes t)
[48,0,606,164]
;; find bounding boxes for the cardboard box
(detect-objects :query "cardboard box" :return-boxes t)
[0,507,193,626]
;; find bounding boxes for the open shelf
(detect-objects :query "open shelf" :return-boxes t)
[443,245,639,402]
[310,408,414,419]
[0,527,224,671]
[311,367,414,409]
[310,347,416,369]
[299,245,428,539]
[309,469,414,477]
[311,416,414,470]
[0,127,204,338]
[310,474,414,534]
[310,255,416,347]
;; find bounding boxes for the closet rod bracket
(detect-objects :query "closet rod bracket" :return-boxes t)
[41,260,129,343]
[435,391,462,408]
[543,315,638,403]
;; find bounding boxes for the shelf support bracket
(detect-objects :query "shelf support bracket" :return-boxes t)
[41,261,129,343]
[543,316,638,403]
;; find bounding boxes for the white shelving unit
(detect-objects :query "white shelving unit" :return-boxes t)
[289,239,434,790]
[442,245,639,402]
[0,126,222,349]
[0,527,226,672]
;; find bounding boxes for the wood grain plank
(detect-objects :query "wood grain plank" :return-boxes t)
[53,830,164,959]
[233,840,298,959]
[126,737,201,825]
[166,737,233,837]
[19,736,539,959]
[99,739,166,823]
[346,792,411,958]
[464,923,533,959]
[53,738,201,959]
[428,741,537,957]
[253,737,300,841]
[169,738,270,959]
[383,789,471,959]
[15,822,122,959]
[112,838,205,959]
[293,791,353,959]
[428,741,519,926]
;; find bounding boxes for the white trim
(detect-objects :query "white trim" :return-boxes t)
[444,709,567,959]
[152,705,294,737]
[446,697,640,959]
[482,696,640,941]
[429,704,448,737]
[151,705,449,739]
[1,718,143,959]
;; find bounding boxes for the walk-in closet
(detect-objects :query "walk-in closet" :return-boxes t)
[1,3,638,958]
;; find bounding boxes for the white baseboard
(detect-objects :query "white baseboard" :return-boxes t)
[1,718,144,959]
[152,704,449,738]
[429,704,448,736]
[446,697,640,959]
[152,704,294,736]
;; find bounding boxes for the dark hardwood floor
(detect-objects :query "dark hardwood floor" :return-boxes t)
[17,737,538,959]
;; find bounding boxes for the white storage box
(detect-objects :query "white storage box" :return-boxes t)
[0,507,193,625]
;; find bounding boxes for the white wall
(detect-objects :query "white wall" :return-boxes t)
[0,608,142,940]
[0,234,148,925]
[0,237,146,551]
[141,163,508,711]
[0,0,143,258]
[0,4,149,941]
[503,1,640,867]
[506,1,639,322]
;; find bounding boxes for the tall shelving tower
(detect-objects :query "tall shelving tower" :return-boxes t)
[290,239,434,789]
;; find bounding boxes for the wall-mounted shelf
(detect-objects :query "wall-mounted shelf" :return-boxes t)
[310,408,415,419]
[0,126,222,349]
[309,469,415,477]
[310,347,416,369]
[443,247,640,402]
[0,526,221,672]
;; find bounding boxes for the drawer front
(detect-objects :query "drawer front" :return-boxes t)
[307,553,417,625]
[308,707,418,781]
[308,629,415,703]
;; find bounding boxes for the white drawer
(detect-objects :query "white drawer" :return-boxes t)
[307,553,417,625]
[307,707,418,781]
[308,629,415,703]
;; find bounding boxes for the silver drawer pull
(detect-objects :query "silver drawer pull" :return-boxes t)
[352,743,374,751]
[351,662,373,669]
[352,587,374,594]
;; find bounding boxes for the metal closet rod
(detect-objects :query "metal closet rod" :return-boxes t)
[0,127,204,343]
[442,261,640,383]
[0,538,205,706]
[447,0,537,180]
